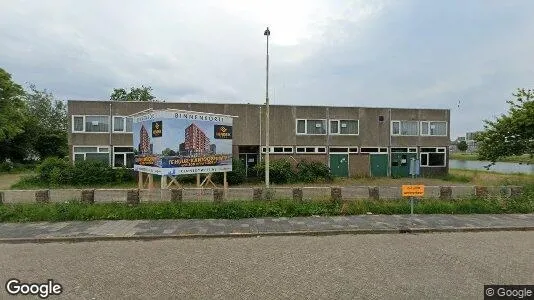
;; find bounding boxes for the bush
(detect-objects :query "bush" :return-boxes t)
[0,161,14,172]
[36,157,71,183]
[70,160,115,185]
[176,174,197,184]
[213,159,246,185]
[254,159,295,184]
[296,160,332,183]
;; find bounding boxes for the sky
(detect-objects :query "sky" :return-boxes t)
[1,0,534,139]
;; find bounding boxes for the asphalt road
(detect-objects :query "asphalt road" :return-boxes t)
[0,232,533,299]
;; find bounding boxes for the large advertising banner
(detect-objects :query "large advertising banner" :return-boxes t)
[132,110,234,175]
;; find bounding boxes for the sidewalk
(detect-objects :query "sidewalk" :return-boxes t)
[0,214,533,243]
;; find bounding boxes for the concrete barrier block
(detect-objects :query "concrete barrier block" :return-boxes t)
[50,189,82,203]
[341,187,368,201]
[369,187,379,200]
[35,190,50,203]
[213,189,224,202]
[1,190,36,203]
[225,188,253,201]
[170,189,183,203]
[475,186,488,198]
[161,189,171,201]
[439,186,452,200]
[422,186,440,199]
[94,189,128,203]
[81,189,95,204]
[127,189,140,205]
[292,188,303,202]
[272,188,293,200]
[182,188,213,202]
[140,190,163,202]
[302,187,330,201]
[330,187,342,202]
[0,191,3,204]
[510,186,524,197]
[451,186,475,199]
[252,188,263,201]
[485,186,507,198]
[378,187,401,200]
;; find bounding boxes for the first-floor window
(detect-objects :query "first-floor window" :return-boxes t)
[420,147,446,167]
[73,146,110,164]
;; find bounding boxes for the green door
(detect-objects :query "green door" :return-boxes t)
[329,154,349,177]
[370,154,388,177]
[391,153,417,177]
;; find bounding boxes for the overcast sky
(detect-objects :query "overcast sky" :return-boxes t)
[1,0,533,138]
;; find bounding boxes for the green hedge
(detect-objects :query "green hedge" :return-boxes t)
[253,159,333,184]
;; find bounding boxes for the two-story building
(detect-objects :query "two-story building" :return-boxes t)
[68,100,450,177]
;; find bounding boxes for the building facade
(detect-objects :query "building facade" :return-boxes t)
[68,100,451,177]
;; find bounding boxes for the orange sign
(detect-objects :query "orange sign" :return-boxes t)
[402,185,425,197]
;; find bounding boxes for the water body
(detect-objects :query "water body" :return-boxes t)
[449,160,534,175]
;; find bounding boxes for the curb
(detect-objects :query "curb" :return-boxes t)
[0,226,532,244]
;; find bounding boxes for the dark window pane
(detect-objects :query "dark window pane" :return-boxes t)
[273,147,283,153]
[349,148,358,153]
[114,153,125,167]
[85,153,109,164]
[361,147,379,153]
[330,147,348,152]
[317,148,326,153]
[284,147,293,152]
[126,153,134,168]
[421,153,428,166]
[115,147,134,153]
[429,153,445,166]
[421,148,437,153]
[305,147,315,152]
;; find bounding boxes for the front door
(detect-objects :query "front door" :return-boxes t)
[391,153,417,177]
[370,154,388,177]
[239,153,258,177]
[329,154,349,177]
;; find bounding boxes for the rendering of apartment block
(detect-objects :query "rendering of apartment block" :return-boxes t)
[68,100,450,177]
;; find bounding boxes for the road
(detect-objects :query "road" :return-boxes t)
[0,232,532,299]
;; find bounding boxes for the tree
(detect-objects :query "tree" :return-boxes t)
[162,148,176,156]
[110,86,156,102]
[476,88,534,162]
[457,140,468,152]
[0,68,26,142]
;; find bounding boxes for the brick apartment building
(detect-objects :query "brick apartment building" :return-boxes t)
[68,100,450,177]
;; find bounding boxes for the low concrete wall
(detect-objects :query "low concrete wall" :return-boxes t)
[0,185,525,204]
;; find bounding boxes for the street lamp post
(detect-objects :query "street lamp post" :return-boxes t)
[264,27,270,188]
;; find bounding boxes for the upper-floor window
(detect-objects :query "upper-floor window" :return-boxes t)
[296,119,326,135]
[72,115,110,133]
[330,120,359,135]
[391,120,419,136]
[113,116,133,133]
[420,121,447,136]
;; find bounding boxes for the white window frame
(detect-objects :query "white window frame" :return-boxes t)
[73,145,111,165]
[113,116,134,133]
[390,147,418,153]
[71,115,110,133]
[261,146,294,154]
[328,147,359,154]
[359,147,389,154]
[295,146,327,154]
[113,146,135,168]
[421,121,448,136]
[296,119,327,135]
[330,119,359,135]
[419,147,447,167]
[391,120,419,136]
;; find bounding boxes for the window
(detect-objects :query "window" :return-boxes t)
[113,146,134,168]
[391,147,418,153]
[391,120,419,136]
[113,116,134,133]
[330,120,359,135]
[295,146,326,154]
[360,147,388,154]
[72,115,110,133]
[296,119,326,135]
[73,146,110,164]
[349,147,358,153]
[329,147,348,153]
[421,121,447,136]
[261,146,293,154]
[420,147,447,167]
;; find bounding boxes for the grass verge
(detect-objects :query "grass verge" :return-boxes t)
[1,191,532,223]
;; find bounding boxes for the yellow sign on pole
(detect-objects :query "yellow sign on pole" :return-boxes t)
[402,185,425,197]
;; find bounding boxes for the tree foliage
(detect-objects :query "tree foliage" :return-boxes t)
[0,68,26,141]
[457,140,468,152]
[110,86,156,102]
[476,88,534,162]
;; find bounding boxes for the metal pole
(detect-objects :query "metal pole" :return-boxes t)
[264,27,270,188]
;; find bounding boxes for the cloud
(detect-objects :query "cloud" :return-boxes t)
[1,0,533,138]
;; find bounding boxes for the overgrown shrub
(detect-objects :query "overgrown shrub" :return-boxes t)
[0,161,14,172]
[176,174,197,184]
[213,159,246,185]
[36,157,71,183]
[70,160,115,185]
[296,160,332,183]
[254,159,296,184]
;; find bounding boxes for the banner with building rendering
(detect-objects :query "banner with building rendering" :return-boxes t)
[132,109,234,175]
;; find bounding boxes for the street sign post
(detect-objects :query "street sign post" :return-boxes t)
[402,185,425,214]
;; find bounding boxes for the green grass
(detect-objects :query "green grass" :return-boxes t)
[10,174,137,190]
[450,152,534,164]
[1,190,532,222]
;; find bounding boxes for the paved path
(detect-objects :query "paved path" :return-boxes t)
[1,232,533,299]
[1,214,533,243]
